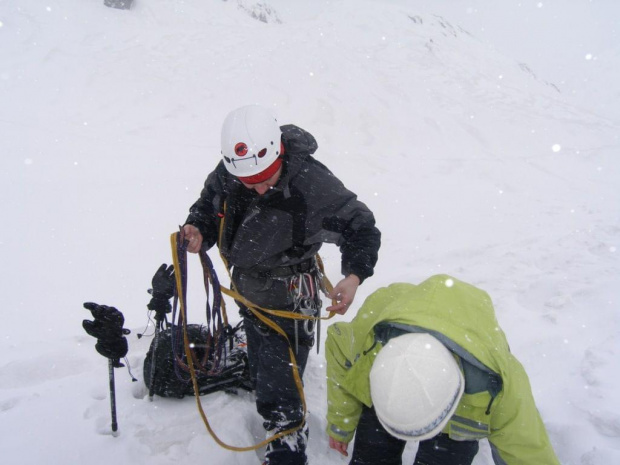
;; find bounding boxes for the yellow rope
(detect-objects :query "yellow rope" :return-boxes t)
[170,202,339,451]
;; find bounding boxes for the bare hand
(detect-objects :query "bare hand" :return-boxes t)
[182,224,203,253]
[326,274,360,315]
[329,436,349,457]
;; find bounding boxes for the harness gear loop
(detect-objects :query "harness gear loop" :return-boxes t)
[288,271,322,353]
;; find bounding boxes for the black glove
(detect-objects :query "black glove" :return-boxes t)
[83,302,130,361]
[147,264,175,314]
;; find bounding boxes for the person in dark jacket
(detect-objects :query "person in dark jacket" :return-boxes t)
[181,104,381,465]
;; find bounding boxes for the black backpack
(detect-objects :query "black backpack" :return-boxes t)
[143,322,252,399]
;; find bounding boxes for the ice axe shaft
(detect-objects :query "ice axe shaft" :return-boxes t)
[108,359,119,435]
[147,329,161,401]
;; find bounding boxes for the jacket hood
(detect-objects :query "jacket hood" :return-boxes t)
[281,124,318,156]
[279,124,318,184]
[349,275,512,374]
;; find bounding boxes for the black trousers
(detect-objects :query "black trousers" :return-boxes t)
[350,406,479,465]
[244,312,313,465]
[235,270,318,465]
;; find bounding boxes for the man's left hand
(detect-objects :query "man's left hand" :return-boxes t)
[326,274,360,315]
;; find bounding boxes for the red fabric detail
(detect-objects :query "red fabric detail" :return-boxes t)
[237,157,282,184]
[234,142,248,156]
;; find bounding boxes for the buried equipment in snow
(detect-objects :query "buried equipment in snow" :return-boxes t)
[104,0,134,10]
[81,229,259,442]
[141,252,253,400]
[80,258,253,435]
[143,320,252,399]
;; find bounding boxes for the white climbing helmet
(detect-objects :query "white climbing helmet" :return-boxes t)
[220,104,283,183]
[369,333,464,442]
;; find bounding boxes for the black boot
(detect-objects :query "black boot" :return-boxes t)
[264,423,309,465]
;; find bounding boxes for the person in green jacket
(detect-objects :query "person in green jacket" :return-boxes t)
[325,274,560,465]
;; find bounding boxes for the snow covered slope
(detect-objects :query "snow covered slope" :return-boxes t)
[1,1,618,464]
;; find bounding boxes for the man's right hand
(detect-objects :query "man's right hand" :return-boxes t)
[182,224,203,253]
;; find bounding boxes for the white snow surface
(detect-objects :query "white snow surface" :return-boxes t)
[1,1,619,464]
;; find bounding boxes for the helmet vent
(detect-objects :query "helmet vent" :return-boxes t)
[234,142,248,157]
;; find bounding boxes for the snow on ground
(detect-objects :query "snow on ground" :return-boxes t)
[0,1,618,464]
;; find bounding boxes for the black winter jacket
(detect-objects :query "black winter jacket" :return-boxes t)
[185,124,381,283]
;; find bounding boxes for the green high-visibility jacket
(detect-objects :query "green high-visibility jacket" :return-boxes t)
[326,275,560,465]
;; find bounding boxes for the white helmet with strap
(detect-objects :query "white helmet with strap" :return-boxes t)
[220,105,283,183]
[370,333,464,441]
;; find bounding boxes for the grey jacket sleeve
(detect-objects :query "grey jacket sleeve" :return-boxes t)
[184,162,231,250]
[301,160,381,283]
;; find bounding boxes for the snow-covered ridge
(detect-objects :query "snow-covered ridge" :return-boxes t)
[1,1,618,464]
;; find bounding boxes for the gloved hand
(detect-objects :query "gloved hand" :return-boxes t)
[83,302,130,361]
[147,264,175,314]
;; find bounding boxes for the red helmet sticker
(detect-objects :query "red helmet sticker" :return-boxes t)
[234,142,248,157]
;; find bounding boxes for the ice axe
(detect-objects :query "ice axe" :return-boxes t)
[141,263,175,400]
[83,302,131,436]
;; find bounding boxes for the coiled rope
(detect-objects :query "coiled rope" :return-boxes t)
[170,227,336,452]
